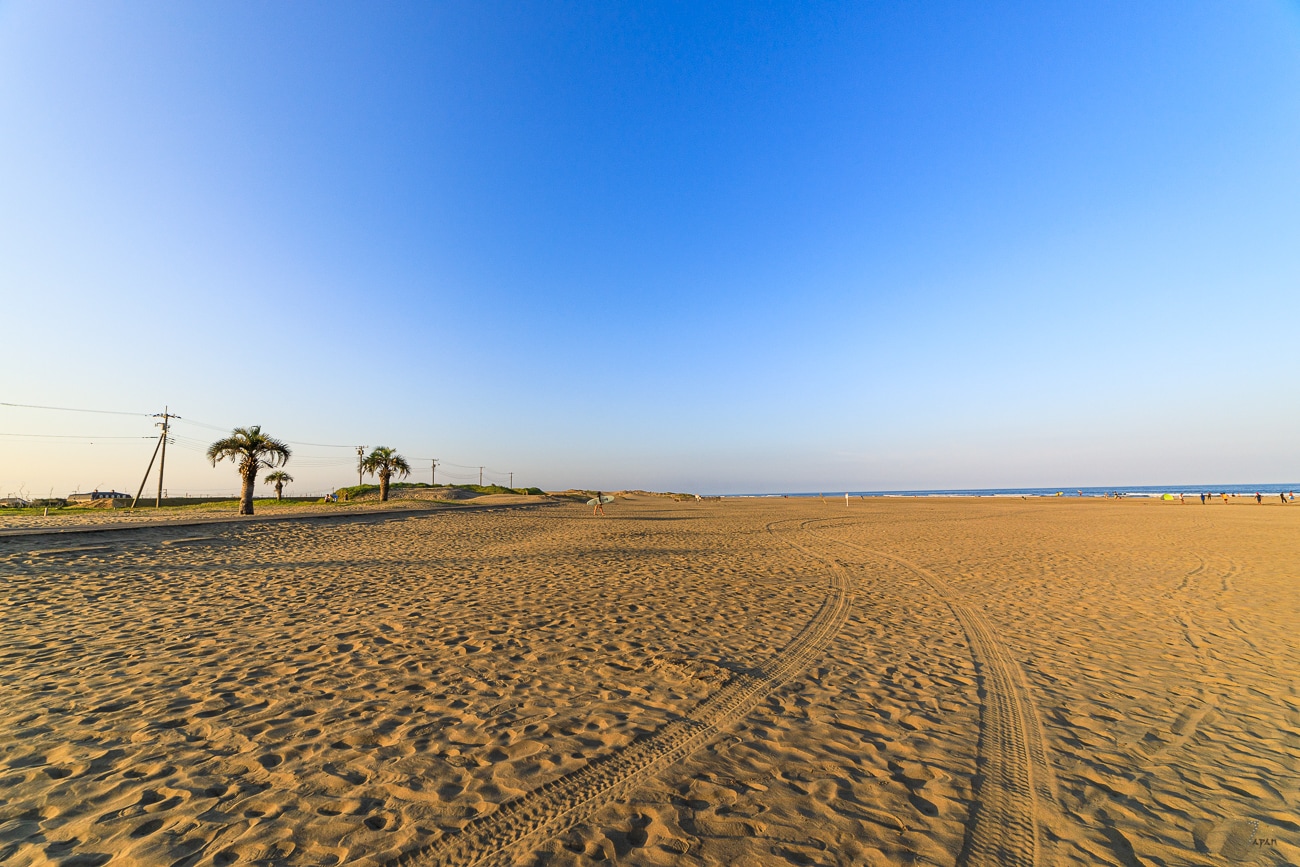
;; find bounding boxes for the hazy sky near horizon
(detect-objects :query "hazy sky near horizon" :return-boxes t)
[2,1,1299,497]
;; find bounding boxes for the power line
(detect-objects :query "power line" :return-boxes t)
[0,432,154,439]
[3,402,525,487]
[0,401,152,417]
[171,417,230,433]
[166,436,352,468]
[176,417,354,449]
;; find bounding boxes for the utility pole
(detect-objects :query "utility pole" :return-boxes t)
[356,446,366,487]
[130,430,165,512]
[509,472,513,490]
[154,406,178,508]
[431,458,438,486]
[479,466,483,486]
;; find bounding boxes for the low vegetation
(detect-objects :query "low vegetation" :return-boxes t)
[333,482,544,499]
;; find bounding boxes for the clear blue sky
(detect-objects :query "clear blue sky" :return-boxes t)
[2,1,1298,497]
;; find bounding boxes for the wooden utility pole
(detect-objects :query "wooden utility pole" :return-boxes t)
[509,472,513,489]
[130,431,165,511]
[479,466,483,486]
[356,446,366,487]
[154,407,177,508]
[431,458,438,486]
[131,407,179,511]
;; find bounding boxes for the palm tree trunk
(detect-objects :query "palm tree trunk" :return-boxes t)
[240,465,257,515]
[275,482,283,501]
[380,470,390,501]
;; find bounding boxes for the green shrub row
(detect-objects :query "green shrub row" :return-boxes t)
[332,482,544,499]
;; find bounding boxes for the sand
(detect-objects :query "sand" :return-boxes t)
[0,494,535,535]
[0,495,1296,866]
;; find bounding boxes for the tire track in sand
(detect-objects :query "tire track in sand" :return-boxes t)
[383,518,851,867]
[802,520,1059,867]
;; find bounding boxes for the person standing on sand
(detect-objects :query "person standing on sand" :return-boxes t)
[1256,492,1263,504]
[593,492,606,517]
[1199,492,1206,505]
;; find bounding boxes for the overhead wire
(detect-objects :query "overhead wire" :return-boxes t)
[3,400,522,484]
[0,432,155,440]
[172,417,229,433]
[0,401,153,417]
[168,436,352,469]
[175,417,355,449]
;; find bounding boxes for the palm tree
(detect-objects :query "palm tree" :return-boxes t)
[206,426,292,515]
[361,446,410,501]
[264,470,293,501]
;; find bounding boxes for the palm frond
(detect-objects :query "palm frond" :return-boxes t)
[207,425,293,468]
[361,446,411,479]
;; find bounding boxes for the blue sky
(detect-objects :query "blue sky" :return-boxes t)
[2,1,1298,497]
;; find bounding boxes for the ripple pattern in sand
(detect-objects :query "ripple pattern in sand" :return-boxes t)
[384,518,851,867]
[803,522,1060,867]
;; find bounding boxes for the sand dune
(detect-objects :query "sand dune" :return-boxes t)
[1,497,1296,865]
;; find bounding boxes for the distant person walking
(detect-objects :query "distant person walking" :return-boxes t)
[1255,492,1263,504]
[1281,492,1287,504]
[593,491,606,517]
[1199,492,1206,505]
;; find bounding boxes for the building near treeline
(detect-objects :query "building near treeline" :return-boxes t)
[67,490,132,505]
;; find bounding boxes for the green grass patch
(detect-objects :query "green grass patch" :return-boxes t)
[333,482,543,499]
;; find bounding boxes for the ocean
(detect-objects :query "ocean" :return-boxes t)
[731,484,1300,499]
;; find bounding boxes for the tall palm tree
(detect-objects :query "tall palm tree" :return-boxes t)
[206,426,292,515]
[263,470,293,501]
[361,446,410,501]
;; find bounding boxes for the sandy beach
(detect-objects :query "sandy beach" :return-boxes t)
[1,495,1296,866]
